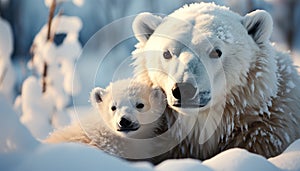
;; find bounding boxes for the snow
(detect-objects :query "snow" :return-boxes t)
[19,76,53,139]
[255,71,263,78]
[203,149,280,171]
[17,14,82,139]
[287,80,296,89]
[44,0,84,7]
[269,139,300,171]
[216,25,234,44]
[0,93,38,153]
[156,159,212,171]
[0,17,16,103]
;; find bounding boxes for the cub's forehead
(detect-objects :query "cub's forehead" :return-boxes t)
[107,80,151,100]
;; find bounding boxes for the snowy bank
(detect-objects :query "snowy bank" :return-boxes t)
[0,93,300,171]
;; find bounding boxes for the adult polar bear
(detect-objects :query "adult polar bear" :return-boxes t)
[132,2,300,159]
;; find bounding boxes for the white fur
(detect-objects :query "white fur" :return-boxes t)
[132,2,300,160]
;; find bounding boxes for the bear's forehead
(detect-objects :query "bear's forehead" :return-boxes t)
[165,3,242,35]
[151,5,243,46]
[169,3,241,21]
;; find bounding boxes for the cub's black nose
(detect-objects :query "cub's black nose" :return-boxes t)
[119,117,133,128]
[118,117,139,131]
[172,83,197,100]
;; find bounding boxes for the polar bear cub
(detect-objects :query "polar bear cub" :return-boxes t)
[45,79,169,161]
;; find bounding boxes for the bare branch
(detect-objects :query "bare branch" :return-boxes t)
[42,62,48,93]
[47,0,57,41]
[0,67,8,86]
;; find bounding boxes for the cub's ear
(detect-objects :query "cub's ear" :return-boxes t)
[242,10,273,44]
[132,12,162,44]
[90,87,106,106]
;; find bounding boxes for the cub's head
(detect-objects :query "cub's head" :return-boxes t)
[90,79,167,139]
[132,3,274,115]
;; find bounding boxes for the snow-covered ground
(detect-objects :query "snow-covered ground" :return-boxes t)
[1,93,300,171]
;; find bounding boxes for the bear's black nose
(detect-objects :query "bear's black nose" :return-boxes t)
[172,83,197,100]
[118,117,139,131]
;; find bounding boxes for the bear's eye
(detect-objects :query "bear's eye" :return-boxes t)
[163,50,172,59]
[111,106,117,111]
[209,48,222,58]
[136,103,144,109]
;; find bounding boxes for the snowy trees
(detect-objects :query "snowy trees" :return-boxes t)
[15,0,83,139]
[0,17,15,103]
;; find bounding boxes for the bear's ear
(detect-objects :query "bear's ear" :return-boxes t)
[149,87,166,102]
[242,10,273,44]
[132,12,163,44]
[90,87,106,105]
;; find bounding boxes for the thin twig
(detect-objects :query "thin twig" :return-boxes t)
[43,0,57,93]
[49,9,64,42]
[42,62,48,93]
[0,67,8,86]
[47,0,57,41]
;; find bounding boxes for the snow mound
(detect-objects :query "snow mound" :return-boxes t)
[269,139,300,171]
[0,93,38,153]
[156,159,212,171]
[13,143,147,171]
[203,148,280,171]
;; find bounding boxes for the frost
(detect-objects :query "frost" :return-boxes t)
[284,132,291,143]
[279,64,286,71]
[259,90,264,99]
[267,101,272,107]
[216,25,234,44]
[242,99,247,107]
[286,66,292,74]
[276,107,284,113]
[230,98,235,105]
[250,81,255,93]
[286,80,296,89]
[255,72,263,78]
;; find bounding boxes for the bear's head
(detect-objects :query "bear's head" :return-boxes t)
[90,79,167,139]
[132,3,275,115]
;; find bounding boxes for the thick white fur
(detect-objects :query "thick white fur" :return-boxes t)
[132,2,300,160]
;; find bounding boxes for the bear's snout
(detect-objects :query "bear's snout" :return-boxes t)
[172,83,197,100]
[171,83,211,108]
[117,116,140,132]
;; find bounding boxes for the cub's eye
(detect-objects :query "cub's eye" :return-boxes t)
[163,50,172,59]
[209,48,222,58]
[111,106,116,111]
[136,103,144,109]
